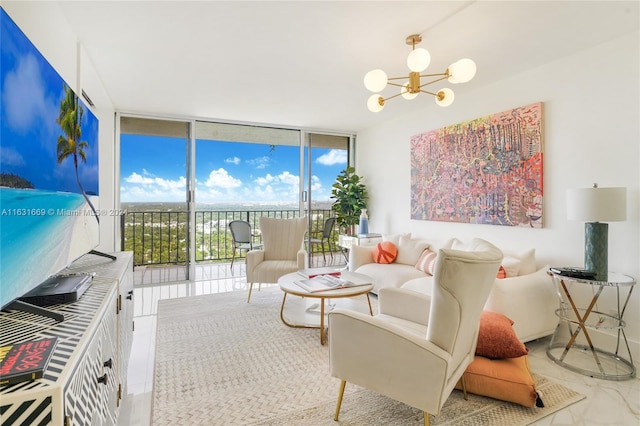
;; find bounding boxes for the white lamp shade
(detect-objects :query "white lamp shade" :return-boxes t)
[435,88,454,107]
[367,94,384,112]
[448,58,477,84]
[364,69,388,92]
[566,186,627,222]
[407,48,430,72]
[401,82,419,100]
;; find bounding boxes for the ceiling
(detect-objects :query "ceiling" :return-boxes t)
[53,1,639,133]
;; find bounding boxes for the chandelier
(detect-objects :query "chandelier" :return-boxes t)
[364,34,477,112]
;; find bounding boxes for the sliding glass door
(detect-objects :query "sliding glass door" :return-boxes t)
[119,115,355,282]
[193,122,302,266]
[119,116,193,282]
[302,133,350,266]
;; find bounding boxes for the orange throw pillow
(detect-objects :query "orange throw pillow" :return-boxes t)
[476,311,528,359]
[496,265,507,279]
[372,241,397,264]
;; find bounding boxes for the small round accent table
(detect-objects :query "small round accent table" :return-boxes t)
[278,271,373,345]
[547,270,636,380]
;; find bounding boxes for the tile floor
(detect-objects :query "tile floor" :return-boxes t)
[117,262,640,425]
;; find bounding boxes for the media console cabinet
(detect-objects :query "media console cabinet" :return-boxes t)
[0,252,134,425]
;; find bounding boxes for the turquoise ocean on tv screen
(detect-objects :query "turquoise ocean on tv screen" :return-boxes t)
[0,188,86,306]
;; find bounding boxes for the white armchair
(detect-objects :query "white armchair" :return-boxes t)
[328,238,503,425]
[245,216,307,302]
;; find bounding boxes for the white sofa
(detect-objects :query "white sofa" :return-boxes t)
[348,235,558,342]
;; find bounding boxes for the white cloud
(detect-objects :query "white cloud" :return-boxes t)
[225,156,240,165]
[3,54,49,133]
[254,171,299,187]
[203,168,242,188]
[246,156,270,169]
[0,147,25,166]
[316,149,347,166]
[120,170,187,202]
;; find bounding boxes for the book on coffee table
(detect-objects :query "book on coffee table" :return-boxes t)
[294,274,369,293]
[297,267,342,279]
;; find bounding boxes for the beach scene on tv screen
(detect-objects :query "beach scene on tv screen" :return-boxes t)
[0,9,100,308]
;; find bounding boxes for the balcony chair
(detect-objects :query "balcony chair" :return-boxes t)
[308,216,336,266]
[228,220,263,271]
[328,238,503,426]
[245,216,308,303]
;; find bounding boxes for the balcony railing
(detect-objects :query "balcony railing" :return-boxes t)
[121,209,340,266]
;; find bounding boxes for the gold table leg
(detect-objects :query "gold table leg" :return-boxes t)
[559,279,606,375]
[280,290,374,345]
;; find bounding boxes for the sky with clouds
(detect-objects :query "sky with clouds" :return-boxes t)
[120,136,347,204]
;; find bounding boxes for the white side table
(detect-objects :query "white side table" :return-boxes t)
[337,234,382,249]
[337,234,382,265]
[547,270,635,380]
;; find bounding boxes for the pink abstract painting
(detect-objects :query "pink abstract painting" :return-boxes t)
[410,102,543,227]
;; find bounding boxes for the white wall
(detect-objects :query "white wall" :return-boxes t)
[356,32,640,359]
[4,2,118,252]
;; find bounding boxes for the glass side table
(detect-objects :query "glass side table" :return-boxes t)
[547,270,636,380]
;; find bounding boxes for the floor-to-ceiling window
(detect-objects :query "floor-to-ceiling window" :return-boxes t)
[119,115,353,284]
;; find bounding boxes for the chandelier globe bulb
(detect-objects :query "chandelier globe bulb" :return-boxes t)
[435,88,455,107]
[367,94,385,112]
[364,69,388,92]
[407,48,431,72]
[401,83,419,100]
[448,58,476,84]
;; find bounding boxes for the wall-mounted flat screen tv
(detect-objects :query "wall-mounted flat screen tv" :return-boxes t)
[0,8,100,310]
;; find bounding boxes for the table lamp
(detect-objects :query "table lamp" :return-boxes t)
[566,184,627,281]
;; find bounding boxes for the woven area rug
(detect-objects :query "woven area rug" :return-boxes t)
[152,287,584,425]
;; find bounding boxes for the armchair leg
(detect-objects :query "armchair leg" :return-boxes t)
[247,282,254,303]
[334,380,346,421]
[461,375,468,400]
[423,411,431,426]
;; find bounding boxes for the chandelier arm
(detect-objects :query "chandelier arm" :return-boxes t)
[419,89,439,96]
[387,82,406,88]
[387,76,410,81]
[418,75,449,89]
[418,72,449,78]
[381,91,406,102]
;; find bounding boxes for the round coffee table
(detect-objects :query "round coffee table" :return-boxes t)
[278,271,374,345]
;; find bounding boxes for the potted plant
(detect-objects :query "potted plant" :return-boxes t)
[330,166,368,235]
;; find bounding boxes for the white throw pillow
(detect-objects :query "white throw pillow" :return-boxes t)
[501,256,522,277]
[505,248,536,275]
[383,232,411,246]
[396,235,430,266]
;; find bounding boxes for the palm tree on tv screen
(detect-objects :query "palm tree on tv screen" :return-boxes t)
[56,85,99,223]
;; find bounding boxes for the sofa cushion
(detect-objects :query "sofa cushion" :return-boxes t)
[501,256,521,277]
[484,266,558,342]
[382,232,410,246]
[396,235,430,266]
[401,276,434,295]
[455,355,540,408]
[356,263,427,293]
[414,249,437,275]
[504,248,536,275]
[372,241,398,264]
[476,311,528,359]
